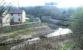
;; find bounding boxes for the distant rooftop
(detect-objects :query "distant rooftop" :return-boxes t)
[8,8,23,14]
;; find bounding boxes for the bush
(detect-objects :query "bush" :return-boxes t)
[70,7,83,50]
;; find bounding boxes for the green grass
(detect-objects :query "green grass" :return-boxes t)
[0,23,48,39]
[58,42,74,50]
[9,28,33,38]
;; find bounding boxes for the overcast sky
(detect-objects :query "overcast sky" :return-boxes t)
[1,0,83,8]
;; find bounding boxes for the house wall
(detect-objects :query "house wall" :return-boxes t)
[11,13,22,23]
[22,10,26,23]
[2,14,11,26]
[10,10,26,23]
[10,10,26,24]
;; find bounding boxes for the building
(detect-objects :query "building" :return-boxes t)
[0,8,27,27]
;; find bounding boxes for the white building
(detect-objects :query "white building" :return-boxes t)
[0,8,27,26]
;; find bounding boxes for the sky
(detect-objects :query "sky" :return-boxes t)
[1,0,83,8]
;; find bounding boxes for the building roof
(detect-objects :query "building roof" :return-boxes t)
[8,8,23,14]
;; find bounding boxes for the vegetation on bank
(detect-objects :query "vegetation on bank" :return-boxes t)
[69,7,83,50]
